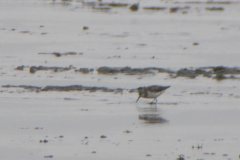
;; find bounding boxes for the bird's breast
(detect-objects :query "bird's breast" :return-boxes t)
[144,91,164,98]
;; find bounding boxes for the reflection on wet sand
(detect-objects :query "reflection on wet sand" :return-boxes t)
[137,104,168,123]
[137,105,158,112]
[139,114,168,123]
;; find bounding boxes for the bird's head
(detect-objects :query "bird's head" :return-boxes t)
[137,87,145,97]
[136,87,147,103]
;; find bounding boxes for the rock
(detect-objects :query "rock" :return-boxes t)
[44,155,53,158]
[40,85,116,92]
[92,7,111,11]
[213,66,240,74]
[194,68,212,77]
[97,66,174,75]
[99,2,128,7]
[81,1,97,7]
[190,92,205,95]
[29,65,73,73]
[126,68,152,75]
[214,73,227,80]
[195,69,207,74]
[169,7,181,13]
[123,130,132,133]
[41,85,84,91]
[130,3,139,11]
[15,65,25,71]
[1,85,41,90]
[119,66,131,73]
[213,66,225,73]
[79,68,90,74]
[19,31,30,33]
[154,68,175,74]
[205,7,224,11]
[52,52,62,57]
[43,139,48,143]
[64,52,77,55]
[90,87,97,92]
[39,52,80,57]
[53,68,59,72]
[100,135,107,139]
[143,7,167,11]
[37,66,48,70]
[69,65,74,69]
[83,26,89,30]
[176,68,197,78]
[30,66,38,73]
[97,67,120,74]
[177,154,185,160]
[64,98,79,100]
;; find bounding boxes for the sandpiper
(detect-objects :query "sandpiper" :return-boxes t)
[136,85,170,104]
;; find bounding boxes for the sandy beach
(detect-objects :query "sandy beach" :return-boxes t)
[0,0,240,159]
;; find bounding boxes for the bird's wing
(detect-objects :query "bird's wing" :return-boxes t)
[147,85,170,92]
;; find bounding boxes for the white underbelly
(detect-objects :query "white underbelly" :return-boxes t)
[146,91,164,98]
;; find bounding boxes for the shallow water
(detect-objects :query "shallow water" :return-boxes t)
[0,0,240,159]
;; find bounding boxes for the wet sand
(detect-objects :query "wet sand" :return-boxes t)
[0,0,240,159]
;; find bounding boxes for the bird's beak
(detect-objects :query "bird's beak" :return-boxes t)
[136,96,140,103]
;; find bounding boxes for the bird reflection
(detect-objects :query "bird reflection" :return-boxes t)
[139,114,168,123]
[137,106,158,112]
[136,103,168,123]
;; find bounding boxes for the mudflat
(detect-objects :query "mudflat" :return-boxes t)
[0,0,240,159]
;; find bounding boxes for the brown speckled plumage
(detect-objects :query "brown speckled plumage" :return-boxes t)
[136,85,170,103]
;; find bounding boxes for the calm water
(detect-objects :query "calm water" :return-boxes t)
[0,0,240,159]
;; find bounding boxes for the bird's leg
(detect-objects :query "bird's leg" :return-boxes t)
[136,96,140,103]
[150,99,156,104]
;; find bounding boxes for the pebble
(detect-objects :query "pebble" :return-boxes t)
[100,135,107,139]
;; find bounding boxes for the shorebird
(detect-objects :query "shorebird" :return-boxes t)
[136,85,170,104]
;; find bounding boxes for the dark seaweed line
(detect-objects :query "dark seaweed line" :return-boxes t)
[14,65,240,80]
[1,85,133,93]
